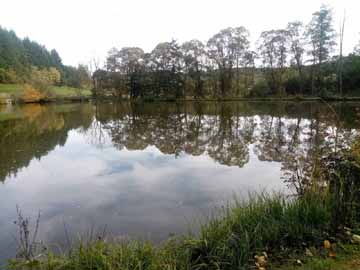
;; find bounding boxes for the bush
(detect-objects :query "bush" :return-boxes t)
[248,79,270,97]
[28,67,58,92]
[19,84,44,103]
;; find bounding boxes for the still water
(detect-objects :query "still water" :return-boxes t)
[0,101,359,261]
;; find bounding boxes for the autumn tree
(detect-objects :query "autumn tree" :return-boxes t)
[29,67,61,91]
[0,27,91,89]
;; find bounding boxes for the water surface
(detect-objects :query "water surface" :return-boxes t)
[0,101,359,261]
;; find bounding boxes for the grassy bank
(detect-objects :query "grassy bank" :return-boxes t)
[3,83,360,104]
[7,192,360,270]
[0,84,92,104]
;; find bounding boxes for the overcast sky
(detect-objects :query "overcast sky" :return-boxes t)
[1,0,359,66]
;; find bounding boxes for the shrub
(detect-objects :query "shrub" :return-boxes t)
[27,67,61,92]
[20,84,44,103]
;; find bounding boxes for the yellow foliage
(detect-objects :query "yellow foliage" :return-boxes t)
[254,254,267,269]
[28,67,61,94]
[48,67,61,84]
[21,104,65,131]
[22,104,45,120]
[38,115,65,132]
[20,84,44,103]
[324,240,331,249]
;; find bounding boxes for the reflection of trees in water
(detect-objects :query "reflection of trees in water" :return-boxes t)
[93,102,258,166]
[280,109,358,194]
[1,101,359,190]
[90,102,360,192]
[0,104,94,182]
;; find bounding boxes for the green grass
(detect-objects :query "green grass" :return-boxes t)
[0,83,92,100]
[0,83,23,94]
[9,192,359,270]
[51,86,92,98]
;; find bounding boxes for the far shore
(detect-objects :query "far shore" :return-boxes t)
[2,83,360,105]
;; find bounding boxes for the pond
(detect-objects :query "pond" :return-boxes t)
[0,101,359,262]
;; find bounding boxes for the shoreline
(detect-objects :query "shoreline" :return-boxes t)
[136,96,360,102]
[2,95,356,105]
[0,94,93,105]
[8,192,360,270]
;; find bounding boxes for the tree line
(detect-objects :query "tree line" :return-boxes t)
[0,26,91,89]
[93,5,360,99]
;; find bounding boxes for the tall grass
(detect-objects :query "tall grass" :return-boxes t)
[8,192,340,270]
[186,193,332,270]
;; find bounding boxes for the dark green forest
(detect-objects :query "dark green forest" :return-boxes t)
[93,5,360,100]
[0,26,90,89]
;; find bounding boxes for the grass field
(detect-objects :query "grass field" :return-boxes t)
[51,86,92,98]
[0,83,23,94]
[0,83,92,99]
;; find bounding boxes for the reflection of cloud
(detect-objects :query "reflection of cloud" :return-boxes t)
[0,127,283,262]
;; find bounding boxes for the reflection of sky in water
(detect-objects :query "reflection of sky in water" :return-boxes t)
[0,129,282,261]
[1,101,359,263]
